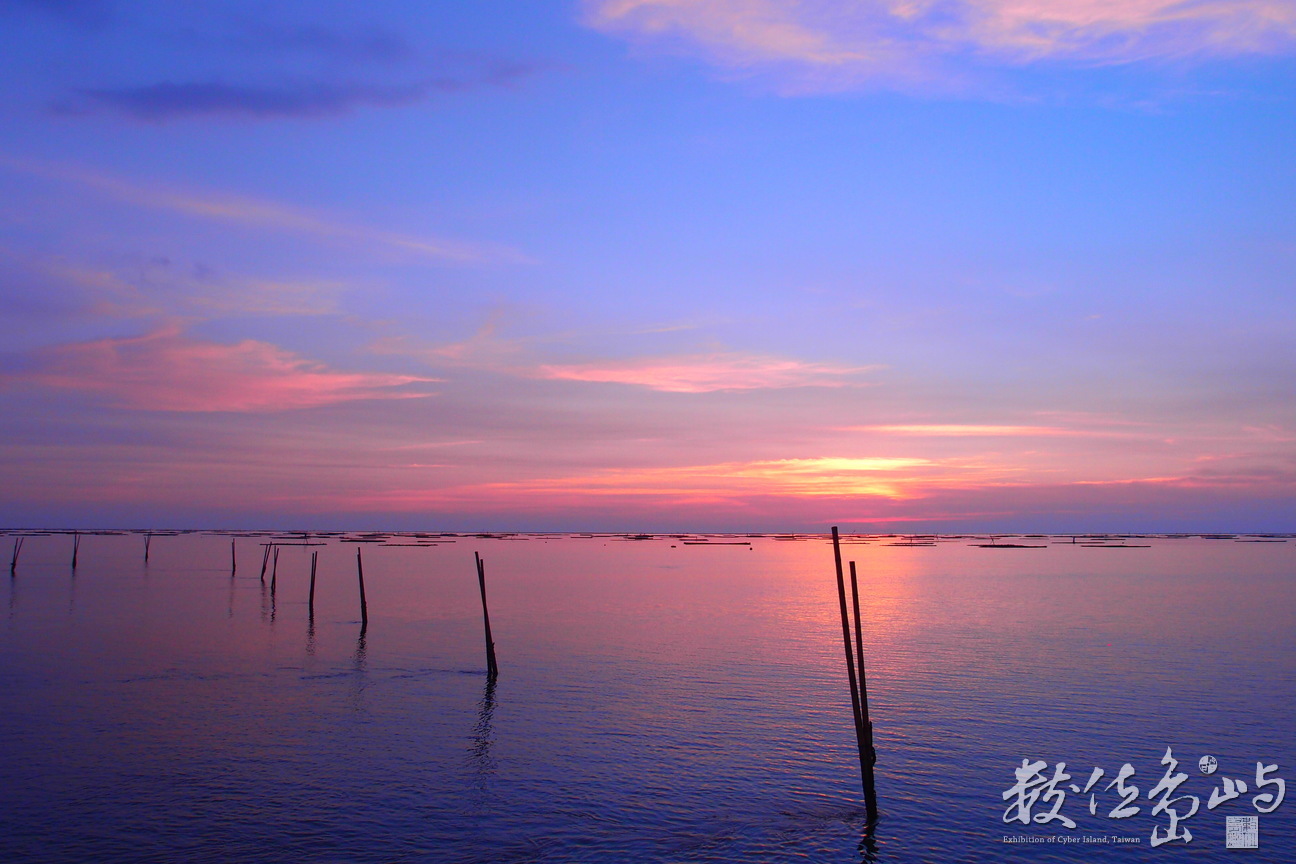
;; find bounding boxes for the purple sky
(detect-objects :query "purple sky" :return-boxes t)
[1,0,1294,531]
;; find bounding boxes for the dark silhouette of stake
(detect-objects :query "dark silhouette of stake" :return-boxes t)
[270,554,277,597]
[10,536,22,574]
[831,526,873,815]
[71,532,80,569]
[271,546,279,584]
[474,552,498,677]
[259,544,271,583]
[230,539,237,576]
[849,560,879,819]
[355,547,368,629]
[308,551,318,616]
[144,533,151,563]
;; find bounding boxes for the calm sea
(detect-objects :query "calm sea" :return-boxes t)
[1,531,1292,862]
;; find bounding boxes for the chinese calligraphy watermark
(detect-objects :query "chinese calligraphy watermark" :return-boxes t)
[1002,748,1285,849]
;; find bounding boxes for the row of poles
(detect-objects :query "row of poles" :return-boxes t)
[11,533,82,573]
[10,531,95,572]
[12,529,872,810]
[9,532,501,679]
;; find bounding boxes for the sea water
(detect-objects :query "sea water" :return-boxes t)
[1,532,1292,862]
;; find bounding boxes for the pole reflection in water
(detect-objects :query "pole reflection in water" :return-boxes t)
[67,565,77,615]
[469,674,498,795]
[858,817,880,863]
[349,625,369,712]
[7,536,18,618]
[305,615,316,658]
[269,550,278,625]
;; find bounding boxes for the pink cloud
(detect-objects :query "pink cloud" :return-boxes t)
[535,352,874,392]
[585,0,1296,89]
[843,423,1072,437]
[11,326,436,412]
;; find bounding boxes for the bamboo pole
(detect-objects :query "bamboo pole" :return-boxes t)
[259,544,271,583]
[831,527,871,809]
[849,560,879,818]
[308,550,318,617]
[356,547,368,628]
[10,536,22,574]
[474,552,498,677]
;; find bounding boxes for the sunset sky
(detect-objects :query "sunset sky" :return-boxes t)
[1,0,1294,531]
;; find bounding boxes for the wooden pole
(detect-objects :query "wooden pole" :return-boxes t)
[271,546,279,584]
[849,560,879,818]
[10,536,21,574]
[230,538,237,576]
[308,551,317,616]
[831,527,871,808]
[71,532,80,569]
[144,533,151,563]
[356,547,368,627]
[259,544,271,583]
[475,552,498,677]
[270,552,277,597]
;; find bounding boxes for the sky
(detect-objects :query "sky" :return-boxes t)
[1,0,1294,532]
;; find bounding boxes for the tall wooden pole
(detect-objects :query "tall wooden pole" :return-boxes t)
[356,547,368,628]
[308,550,317,616]
[475,552,498,677]
[144,533,151,563]
[850,560,879,818]
[71,532,80,569]
[831,527,872,814]
[10,536,21,574]
[230,538,237,576]
[260,544,271,583]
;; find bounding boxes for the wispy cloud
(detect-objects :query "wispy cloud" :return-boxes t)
[419,308,518,364]
[844,423,1073,437]
[61,63,545,122]
[585,0,1296,90]
[0,155,524,263]
[67,80,431,121]
[370,322,865,393]
[535,352,874,392]
[7,250,349,320]
[183,278,346,318]
[5,325,437,412]
[842,422,1189,441]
